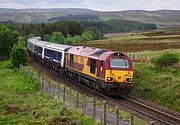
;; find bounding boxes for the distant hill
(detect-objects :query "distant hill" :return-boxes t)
[0,8,180,28]
[0,8,98,23]
[100,10,180,28]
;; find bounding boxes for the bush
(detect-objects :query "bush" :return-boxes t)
[0,25,19,60]
[152,51,179,67]
[10,37,28,68]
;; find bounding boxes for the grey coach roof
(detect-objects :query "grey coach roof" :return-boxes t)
[33,40,49,47]
[28,37,49,47]
[28,37,72,51]
[45,43,72,51]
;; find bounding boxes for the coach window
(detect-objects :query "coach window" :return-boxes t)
[70,54,74,67]
[90,59,96,74]
[34,45,42,54]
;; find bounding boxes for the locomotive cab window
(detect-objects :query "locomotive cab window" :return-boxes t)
[110,58,129,69]
[101,60,104,66]
[70,54,74,67]
[90,59,96,74]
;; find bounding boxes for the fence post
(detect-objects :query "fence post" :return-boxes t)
[63,86,66,104]
[48,80,51,95]
[130,113,134,125]
[57,83,60,99]
[69,88,72,107]
[44,79,46,94]
[133,54,135,61]
[116,106,119,125]
[40,76,42,90]
[76,91,79,109]
[103,101,106,125]
[145,55,147,63]
[52,84,55,98]
[93,98,96,119]
[83,94,86,114]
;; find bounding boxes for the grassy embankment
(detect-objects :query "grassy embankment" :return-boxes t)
[133,62,180,112]
[132,49,180,112]
[0,60,100,125]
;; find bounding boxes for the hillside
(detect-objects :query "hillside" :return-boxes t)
[0,8,180,28]
[0,8,98,23]
[100,10,180,28]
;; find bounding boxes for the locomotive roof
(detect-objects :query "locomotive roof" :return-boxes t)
[67,46,116,60]
[45,43,72,51]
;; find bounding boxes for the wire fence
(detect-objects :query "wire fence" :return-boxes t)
[19,64,156,125]
[127,53,180,68]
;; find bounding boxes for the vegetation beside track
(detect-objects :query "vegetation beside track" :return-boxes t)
[132,62,180,112]
[0,60,100,125]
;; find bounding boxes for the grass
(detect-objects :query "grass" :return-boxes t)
[0,60,100,125]
[132,62,180,112]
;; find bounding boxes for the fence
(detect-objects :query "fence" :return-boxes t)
[19,64,156,125]
[127,53,180,68]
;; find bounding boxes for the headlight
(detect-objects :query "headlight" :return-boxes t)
[107,77,113,81]
[126,78,132,82]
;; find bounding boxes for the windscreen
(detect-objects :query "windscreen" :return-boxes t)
[110,58,129,69]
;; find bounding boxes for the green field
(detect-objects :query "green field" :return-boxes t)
[78,31,180,52]
[0,61,100,125]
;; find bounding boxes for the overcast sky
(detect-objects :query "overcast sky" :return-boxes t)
[0,0,179,11]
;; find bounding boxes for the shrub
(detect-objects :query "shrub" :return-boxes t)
[0,26,19,60]
[152,51,179,67]
[10,37,28,68]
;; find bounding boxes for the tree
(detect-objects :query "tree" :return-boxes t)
[0,25,19,60]
[65,34,73,44]
[27,33,35,39]
[50,32,65,44]
[43,34,51,41]
[81,31,95,41]
[10,37,28,68]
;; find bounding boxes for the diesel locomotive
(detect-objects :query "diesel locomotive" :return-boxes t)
[28,37,133,96]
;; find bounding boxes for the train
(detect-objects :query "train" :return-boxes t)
[28,37,133,96]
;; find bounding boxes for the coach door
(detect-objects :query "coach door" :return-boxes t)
[69,54,74,67]
[90,59,96,75]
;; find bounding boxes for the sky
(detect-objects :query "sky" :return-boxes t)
[0,0,179,11]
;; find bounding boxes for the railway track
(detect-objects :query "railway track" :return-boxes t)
[119,96,180,125]
[29,58,180,125]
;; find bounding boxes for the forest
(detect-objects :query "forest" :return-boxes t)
[0,19,157,60]
[81,19,157,33]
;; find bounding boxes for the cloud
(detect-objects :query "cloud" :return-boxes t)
[0,0,179,10]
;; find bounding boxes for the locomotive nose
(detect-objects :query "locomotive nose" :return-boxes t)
[105,70,133,83]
